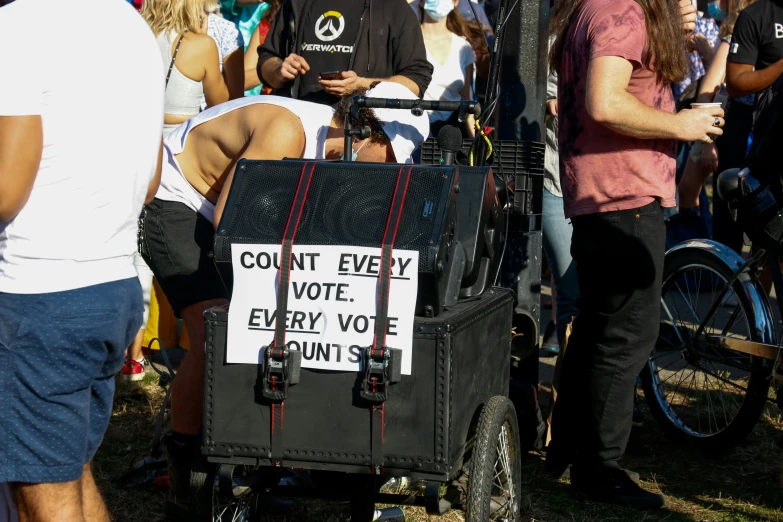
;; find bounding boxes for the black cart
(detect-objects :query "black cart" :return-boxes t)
[195,286,521,521]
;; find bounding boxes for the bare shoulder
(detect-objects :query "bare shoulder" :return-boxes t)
[183,31,219,56]
[245,105,306,159]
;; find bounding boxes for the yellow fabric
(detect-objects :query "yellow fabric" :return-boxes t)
[143,278,190,351]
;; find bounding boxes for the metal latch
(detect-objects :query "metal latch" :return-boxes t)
[360,347,402,402]
[261,346,302,400]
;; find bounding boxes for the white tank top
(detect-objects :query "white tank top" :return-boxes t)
[157,31,204,136]
[156,96,336,223]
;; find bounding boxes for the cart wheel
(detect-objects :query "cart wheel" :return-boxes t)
[189,464,259,522]
[466,396,522,522]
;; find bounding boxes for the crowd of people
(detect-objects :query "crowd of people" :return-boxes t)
[1,0,782,520]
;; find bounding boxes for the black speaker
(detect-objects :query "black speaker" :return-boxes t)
[214,159,461,316]
[455,167,506,297]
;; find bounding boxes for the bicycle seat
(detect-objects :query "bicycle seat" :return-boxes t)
[716,167,745,202]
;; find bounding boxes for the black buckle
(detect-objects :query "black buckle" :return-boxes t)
[360,347,402,403]
[261,346,302,401]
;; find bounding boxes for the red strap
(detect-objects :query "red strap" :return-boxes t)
[371,165,413,357]
[269,161,316,466]
[272,161,317,356]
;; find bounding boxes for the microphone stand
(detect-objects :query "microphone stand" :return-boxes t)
[343,98,481,162]
[342,98,373,162]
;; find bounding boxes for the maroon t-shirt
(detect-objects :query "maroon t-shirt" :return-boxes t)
[558,0,677,218]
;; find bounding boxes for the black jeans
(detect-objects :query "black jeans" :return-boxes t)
[548,201,665,470]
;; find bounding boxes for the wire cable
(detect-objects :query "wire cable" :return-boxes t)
[465,0,491,53]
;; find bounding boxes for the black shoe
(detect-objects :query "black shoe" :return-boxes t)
[543,442,574,479]
[561,465,640,484]
[571,467,665,510]
[163,433,199,520]
[540,321,559,355]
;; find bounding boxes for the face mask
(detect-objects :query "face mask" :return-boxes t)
[707,1,726,22]
[423,0,453,22]
[351,139,368,161]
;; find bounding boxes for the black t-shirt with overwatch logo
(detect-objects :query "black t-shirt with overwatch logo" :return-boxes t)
[728,0,783,69]
[299,0,365,105]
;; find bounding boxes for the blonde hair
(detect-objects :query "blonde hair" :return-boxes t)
[720,0,755,39]
[141,0,206,36]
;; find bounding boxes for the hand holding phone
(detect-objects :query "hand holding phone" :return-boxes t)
[319,71,343,81]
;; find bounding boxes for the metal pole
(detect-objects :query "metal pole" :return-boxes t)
[496,0,551,385]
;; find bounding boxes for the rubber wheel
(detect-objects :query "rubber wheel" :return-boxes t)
[189,464,259,522]
[189,465,213,522]
[465,396,522,522]
[641,246,771,452]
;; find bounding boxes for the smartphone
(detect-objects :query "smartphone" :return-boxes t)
[319,71,343,80]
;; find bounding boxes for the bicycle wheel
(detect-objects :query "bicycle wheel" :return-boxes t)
[641,245,772,451]
[190,464,259,522]
[465,396,522,522]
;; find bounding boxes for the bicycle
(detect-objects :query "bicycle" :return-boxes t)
[640,167,783,451]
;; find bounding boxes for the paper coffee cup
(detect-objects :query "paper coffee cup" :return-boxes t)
[691,103,722,109]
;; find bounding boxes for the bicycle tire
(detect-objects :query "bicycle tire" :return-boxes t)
[641,246,771,452]
[189,464,259,522]
[465,396,522,522]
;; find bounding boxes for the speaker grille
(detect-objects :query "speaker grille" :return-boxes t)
[217,161,455,273]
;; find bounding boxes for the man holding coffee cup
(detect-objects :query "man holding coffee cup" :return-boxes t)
[545,0,722,510]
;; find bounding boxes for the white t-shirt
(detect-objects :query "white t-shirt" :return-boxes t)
[423,34,476,124]
[0,0,164,294]
[157,96,335,223]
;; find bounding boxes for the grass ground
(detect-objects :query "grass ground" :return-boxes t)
[93,368,783,522]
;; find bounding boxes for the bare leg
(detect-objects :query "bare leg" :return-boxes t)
[80,463,110,522]
[127,329,145,361]
[677,156,710,210]
[12,478,84,522]
[170,298,229,435]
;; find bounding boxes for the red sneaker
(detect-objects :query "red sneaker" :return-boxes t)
[120,359,147,381]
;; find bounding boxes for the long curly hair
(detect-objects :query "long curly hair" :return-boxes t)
[141,0,205,36]
[549,0,688,84]
[333,86,389,145]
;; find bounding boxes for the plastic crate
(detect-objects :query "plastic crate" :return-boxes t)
[418,138,545,216]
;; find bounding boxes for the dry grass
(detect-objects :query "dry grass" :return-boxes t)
[94,372,783,522]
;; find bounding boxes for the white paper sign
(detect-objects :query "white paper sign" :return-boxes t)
[227,244,418,374]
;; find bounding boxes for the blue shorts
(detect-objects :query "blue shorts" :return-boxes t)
[0,278,143,483]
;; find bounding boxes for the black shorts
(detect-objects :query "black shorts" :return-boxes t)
[139,198,229,317]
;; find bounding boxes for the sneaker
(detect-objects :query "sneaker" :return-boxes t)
[571,466,665,510]
[120,358,147,382]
